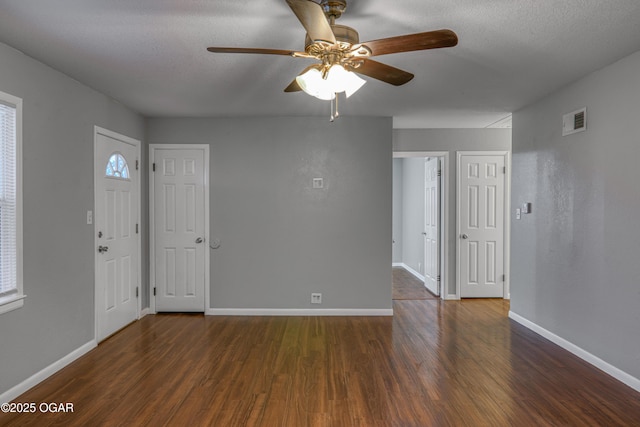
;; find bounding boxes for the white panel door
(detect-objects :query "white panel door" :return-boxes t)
[458,154,505,298]
[153,147,206,312]
[424,157,440,296]
[95,132,139,342]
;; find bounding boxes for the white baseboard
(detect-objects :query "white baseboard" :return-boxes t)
[0,340,97,404]
[139,307,150,318]
[509,311,640,393]
[395,263,425,282]
[207,308,393,316]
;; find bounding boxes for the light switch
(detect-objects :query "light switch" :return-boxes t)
[516,208,521,220]
[87,210,93,225]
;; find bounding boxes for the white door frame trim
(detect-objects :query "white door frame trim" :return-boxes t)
[93,126,142,341]
[456,151,511,300]
[393,151,450,300]
[149,144,210,313]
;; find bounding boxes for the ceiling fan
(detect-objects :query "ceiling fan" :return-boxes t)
[207,0,458,113]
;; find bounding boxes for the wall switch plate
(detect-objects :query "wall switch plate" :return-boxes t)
[311,293,322,304]
[312,178,324,189]
[522,202,532,214]
[87,210,93,225]
[516,208,521,220]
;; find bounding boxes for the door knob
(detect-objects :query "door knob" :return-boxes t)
[98,245,109,253]
[461,234,469,239]
[195,237,204,244]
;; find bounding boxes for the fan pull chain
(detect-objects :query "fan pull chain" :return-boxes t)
[330,97,334,122]
[330,93,340,122]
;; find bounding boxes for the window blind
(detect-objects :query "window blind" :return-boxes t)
[0,101,17,297]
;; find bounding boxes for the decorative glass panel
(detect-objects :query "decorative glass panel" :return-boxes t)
[105,153,130,179]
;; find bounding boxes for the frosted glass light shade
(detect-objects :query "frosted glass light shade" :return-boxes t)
[296,67,336,100]
[326,65,366,98]
[296,64,366,100]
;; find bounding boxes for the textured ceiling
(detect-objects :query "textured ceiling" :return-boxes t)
[1,0,640,128]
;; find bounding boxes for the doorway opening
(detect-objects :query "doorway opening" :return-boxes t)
[392,152,450,300]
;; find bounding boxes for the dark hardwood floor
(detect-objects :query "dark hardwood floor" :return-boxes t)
[2,299,640,426]
[392,267,438,300]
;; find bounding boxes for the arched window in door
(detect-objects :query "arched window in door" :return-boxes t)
[105,153,130,179]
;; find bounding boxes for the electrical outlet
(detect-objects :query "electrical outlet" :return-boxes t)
[311,293,322,304]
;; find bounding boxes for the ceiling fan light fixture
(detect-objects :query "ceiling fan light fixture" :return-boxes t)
[296,66,336,100]
[327,64,366,98]
[296,64,365,100]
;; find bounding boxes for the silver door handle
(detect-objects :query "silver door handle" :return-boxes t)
[98,245,109,253]
[461,234,468,239]
[195,237,204,244]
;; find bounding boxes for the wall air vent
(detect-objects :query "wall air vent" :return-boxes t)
[562,107,587,136]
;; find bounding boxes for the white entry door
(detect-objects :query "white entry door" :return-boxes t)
[151,146,208,312]
[95,129,140,342]
[424,157,440,296]
[458,153,506,298]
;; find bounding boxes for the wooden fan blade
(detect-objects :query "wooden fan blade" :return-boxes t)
[284,79,302,92]
[286,0,336,44]
[284,65,317,92]
[207,47,298,56]
[347,59,414,86]
[361,29,458,57]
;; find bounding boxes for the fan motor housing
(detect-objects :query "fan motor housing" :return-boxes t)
[305,24,359,49]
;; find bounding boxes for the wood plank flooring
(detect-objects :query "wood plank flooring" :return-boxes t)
[2,299,640,426]
[392,267,438,300]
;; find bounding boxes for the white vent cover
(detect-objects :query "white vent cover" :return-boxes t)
[562,107,587,136]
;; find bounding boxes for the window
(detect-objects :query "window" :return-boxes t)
[105,153,129,179]
[0,90,23,315]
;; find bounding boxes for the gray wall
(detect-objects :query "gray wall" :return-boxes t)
[0,42,145,395]
[392,158,403,263]
[511,49,640,380]
[401,158,426,274]
[146,116,392,310]
[393,129,511,296]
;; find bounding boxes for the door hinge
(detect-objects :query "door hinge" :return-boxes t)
[437,169,442,177]
[152,163,156,172]
[153,287,156,296]
[136,287,139,298]
[135,223,139,234]
[437,275,441,282]
[502,274,506,282]
[503,166,507,174]
[135,159,139,171]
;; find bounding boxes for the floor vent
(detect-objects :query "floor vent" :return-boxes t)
[562,107,587,136]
